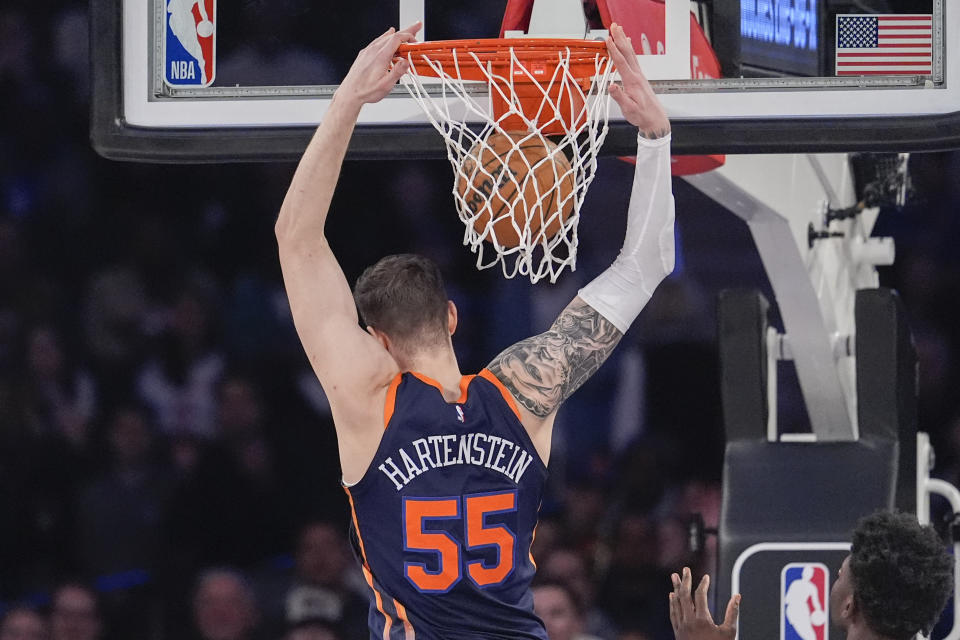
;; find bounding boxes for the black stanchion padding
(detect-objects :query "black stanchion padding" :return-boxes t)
[718,289,770,442]
[716,439,898,638]
[856,288,918,513]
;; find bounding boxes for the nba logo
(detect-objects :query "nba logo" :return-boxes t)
[781,563,829,640]
[164,0,216,87]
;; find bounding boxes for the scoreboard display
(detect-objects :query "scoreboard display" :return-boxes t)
[713,0,936,78]
[740,0,823,76]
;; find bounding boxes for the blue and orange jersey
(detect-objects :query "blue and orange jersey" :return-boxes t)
[344,369,549,640]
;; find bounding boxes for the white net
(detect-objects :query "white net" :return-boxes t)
[400,43,614,283]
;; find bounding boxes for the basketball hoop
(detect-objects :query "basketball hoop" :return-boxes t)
[398,39,614,283]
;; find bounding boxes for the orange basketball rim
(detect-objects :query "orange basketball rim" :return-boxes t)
[398,39,610,135]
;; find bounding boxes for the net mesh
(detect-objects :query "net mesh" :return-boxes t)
[400,43,614,283]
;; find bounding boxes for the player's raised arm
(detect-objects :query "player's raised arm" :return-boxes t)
[487,24,675,441]
[275,25,420,419]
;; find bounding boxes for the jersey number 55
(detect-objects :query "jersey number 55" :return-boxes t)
[403,490,519,593]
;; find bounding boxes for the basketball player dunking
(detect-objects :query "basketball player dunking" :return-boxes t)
[276,22,674,639]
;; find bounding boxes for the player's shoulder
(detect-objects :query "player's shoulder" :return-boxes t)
[473,368,515,396]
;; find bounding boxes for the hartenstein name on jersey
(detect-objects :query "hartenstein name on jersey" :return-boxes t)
[378,432,535,491]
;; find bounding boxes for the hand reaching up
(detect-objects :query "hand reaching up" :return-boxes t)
[669,567,740,640]
[605,22,671,139]
[336,22,422,109]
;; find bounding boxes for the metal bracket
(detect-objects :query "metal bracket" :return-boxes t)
[686,153,897,441]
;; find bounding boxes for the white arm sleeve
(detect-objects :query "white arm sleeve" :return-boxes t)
[577,133,676,333]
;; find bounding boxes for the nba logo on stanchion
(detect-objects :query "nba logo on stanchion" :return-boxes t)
[781,563,829,640]
[164,0,216,87]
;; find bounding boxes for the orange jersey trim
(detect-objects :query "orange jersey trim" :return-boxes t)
[393,598,415,639]
[478,369,523,421]
[409,371,476,403]
[529,522,538,569]
[343,487,370,569]
[383,373,403,430]
[457,374,476,403]
[361,565,392,640]
[348,488,397,639]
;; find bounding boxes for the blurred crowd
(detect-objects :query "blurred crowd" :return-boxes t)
[3,1,960,639]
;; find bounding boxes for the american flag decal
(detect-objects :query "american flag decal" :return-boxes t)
[836,14,932,76]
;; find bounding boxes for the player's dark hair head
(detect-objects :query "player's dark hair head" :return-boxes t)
[354,254,450,354]
[849,510,953,639]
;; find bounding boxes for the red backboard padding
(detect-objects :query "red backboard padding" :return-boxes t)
[599,0,724,174]
[596,0,722,79]
[500,0,536,36]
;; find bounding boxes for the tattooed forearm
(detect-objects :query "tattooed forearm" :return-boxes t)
[487,298,623,417]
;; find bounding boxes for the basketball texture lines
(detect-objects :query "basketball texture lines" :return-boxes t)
[456,131,575,249]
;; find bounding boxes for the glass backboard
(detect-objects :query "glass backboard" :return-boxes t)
[91,0,960,162]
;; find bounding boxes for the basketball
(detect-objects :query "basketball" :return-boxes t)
[810,610,826,626]
[196,20,214,37]
[457,131,575,248]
